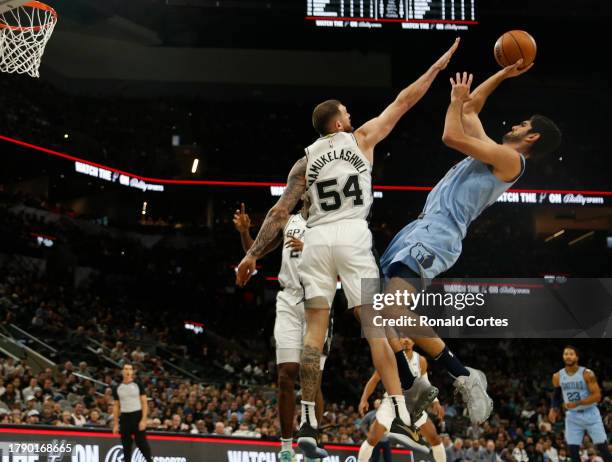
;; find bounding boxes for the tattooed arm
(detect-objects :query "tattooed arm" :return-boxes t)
[235,157,307,286]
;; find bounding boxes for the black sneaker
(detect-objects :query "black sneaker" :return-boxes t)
[297,422,329,459]
[411,385,439,422]
[388,417,430,453]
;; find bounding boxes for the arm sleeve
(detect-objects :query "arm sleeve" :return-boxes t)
[111,386,119,401]
[136,381,146,396]
[551,387,562,408]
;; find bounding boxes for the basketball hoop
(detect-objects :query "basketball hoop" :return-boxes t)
[0,1,57,78]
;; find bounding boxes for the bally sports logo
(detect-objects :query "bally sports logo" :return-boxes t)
[105,446,186,462]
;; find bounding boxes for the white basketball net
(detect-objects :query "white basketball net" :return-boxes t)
[0,1,57,78]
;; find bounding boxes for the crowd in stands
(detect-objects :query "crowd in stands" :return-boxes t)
[2,341,612,455]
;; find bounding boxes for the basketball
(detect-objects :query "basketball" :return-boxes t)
[494,30,537,69]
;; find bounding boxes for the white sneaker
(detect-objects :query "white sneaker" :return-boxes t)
[453,367,493,424]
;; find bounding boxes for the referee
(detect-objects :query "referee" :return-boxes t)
[112,363,153,462]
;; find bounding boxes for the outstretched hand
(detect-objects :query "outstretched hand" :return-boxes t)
[433,37,461,71]
[450,71,473,103]
[233,203,251,233]
[502,58,534,78]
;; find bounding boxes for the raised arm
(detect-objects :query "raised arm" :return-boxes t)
[462,59,533,141]
[233,203,285,256]
[235,157,307,286]
[358,369,381,416]
[233,203,255,253]
[354,38,460,161]
[442,72,521,182]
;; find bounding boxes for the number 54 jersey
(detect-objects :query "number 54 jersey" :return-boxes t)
[305,131,373,226]
[301,131,379,309]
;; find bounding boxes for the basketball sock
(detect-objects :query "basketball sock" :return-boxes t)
[596,444,612,462]
[395,350,416,390]
[432,443,447,462]
[433,346,469,378]
[569,445,581,462]
[358,441,375,462]
[280,438,293,453]
[388,394,411,425]
[300,400,317,429]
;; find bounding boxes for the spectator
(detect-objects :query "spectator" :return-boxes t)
[513,441,530,462]
[448,438,466,462]
[528,443,546,462]
[544,439,559,462]
[86,409,105,428]
[466,439,483,461]
[71,403,87,426]
[191,419,207,435]
[60,410,73,427]
[587,448,603,462]
[39,403,57,425]
[10,409,23,425]
[22,378,41,400]
[214,421,227,436]
[168,414,188,433]
[26,410,40,425]
[481,440,502,462]
[0,382,20,405]
[558,448,571,462]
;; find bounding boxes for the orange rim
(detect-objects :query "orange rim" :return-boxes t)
[0,1,57,31]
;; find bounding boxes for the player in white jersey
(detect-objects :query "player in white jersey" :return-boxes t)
[233,202,327,462]
[358,338,446,462]
[236,38,461,459]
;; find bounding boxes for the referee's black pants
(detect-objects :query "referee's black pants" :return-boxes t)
[119,410,153,462]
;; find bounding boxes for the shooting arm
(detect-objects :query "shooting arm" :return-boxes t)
[460,70,508,142]
[442,100,521,181]
[246,158,306,259]
[464,69,508,115]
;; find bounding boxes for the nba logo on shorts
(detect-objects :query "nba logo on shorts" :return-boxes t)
[409,243,435,269]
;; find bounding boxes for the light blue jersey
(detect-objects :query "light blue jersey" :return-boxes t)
[381,155,525,279]
[559,367,607,445]
[560,367,594,411]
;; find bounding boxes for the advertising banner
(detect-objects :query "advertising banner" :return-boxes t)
[0,426,419,462]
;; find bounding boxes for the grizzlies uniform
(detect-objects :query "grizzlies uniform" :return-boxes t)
[301,131,379,308]
[381,155,526,280]
[275,214,332,366]
[559,367,607,445]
